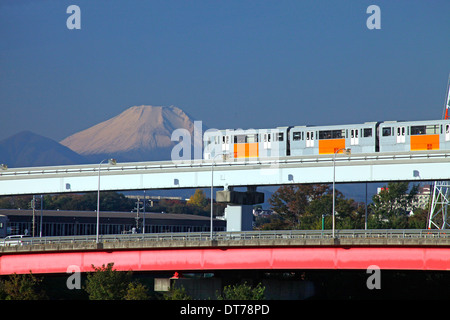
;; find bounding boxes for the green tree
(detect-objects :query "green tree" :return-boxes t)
[0,195,34,210]
[370,182,419,228]
[408,208,428,229]
[269,184,331,228]
[84,263,132,300]
[217,282,265,300]
[123,282,149,300]
[0,272,47,300]
[188,189,209,208]
[267,184,362,230]
[164,284,192,300]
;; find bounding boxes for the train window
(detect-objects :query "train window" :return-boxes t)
[335,130,344,138]
[247,134,258,143]
[277,132,284,141]
[319,130,345,139]
[411,126,426,135]
[234,135,246,143]
[262,133,271,142]
[382,127,392,136]
[318,131,328,139]
[363,128,372,137]
[411,125,439,135]
[426,125,439,134]
[293,132,301,141]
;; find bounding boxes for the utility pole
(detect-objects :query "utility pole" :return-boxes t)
[142,190,146,234]
[40,195,43,237]
[31,195,36,237]
[133,197,144,233]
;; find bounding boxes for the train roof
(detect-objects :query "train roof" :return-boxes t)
[203,119,450,138]
[291,121,379,129]
[380,119,450,125]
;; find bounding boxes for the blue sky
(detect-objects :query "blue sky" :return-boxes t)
[1,0,449,141]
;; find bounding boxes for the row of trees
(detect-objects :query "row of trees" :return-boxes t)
[0,263,265,300]
[0,192,136,212]
[0,189,227,217]
[260,182,428,230]
[0,182,429,230]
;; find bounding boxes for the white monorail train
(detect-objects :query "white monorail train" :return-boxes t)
[203,119,450,160]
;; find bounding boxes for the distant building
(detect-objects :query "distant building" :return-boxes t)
[413,185,432,211]
[253,208,274,217]
[125,195,189,208]
[0,209,225,237]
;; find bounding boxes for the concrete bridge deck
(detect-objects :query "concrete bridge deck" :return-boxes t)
[1,230,450,275]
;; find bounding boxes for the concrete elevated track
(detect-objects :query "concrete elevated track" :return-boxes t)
[1,151,450,196]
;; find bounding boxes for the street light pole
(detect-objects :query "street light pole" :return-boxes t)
[210,158,214,240]
[211,153,228,240]
[332,148,351,238]
[142,189,146,234]
[96,158,117,243]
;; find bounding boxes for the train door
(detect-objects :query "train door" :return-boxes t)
[350,129,359,145]
[222,135,230,152]
[446,124,450,141]
[306,131,314,148]
[396,126,406,143]
[263,133,271,149]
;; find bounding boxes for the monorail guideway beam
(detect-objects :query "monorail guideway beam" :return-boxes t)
[1,151,450,197]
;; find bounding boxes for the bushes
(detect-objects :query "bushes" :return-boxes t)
[0,272,47,300]
[0,265,266,300]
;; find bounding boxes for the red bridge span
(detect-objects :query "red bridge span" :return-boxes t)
[1,238,450,275]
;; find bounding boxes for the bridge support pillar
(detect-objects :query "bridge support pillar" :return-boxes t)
[224,204,253,232]
[216,186,264,232]
[216,187,264,205]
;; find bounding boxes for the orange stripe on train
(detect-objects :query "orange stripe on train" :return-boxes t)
[410,134,440,151]
[318,139,346,154]
[234,143,259,158]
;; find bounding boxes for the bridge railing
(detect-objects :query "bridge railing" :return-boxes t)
[2,229,449,247]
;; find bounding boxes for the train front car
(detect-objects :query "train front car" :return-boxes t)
[379,120,450,153]
[203,127,289,161]
[289,122,378,156]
